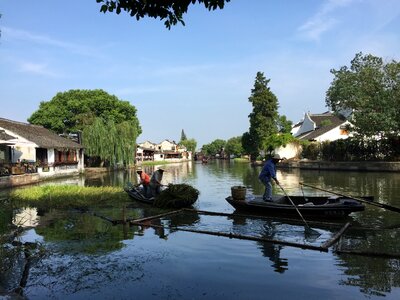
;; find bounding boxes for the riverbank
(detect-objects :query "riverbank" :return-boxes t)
[278,160,400,172]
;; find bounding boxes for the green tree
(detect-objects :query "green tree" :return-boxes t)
[242,72,279,160]
[97,0,230,29]
[180,138,197,154]
[29,89,141,166]
[241,132,258,160]
[326,52,400,138]
[201,139,226,156]
[83,118,138,166]
[277,115,293,133]
[180,129,187,142]
[29,89,141,134]
[225,136,244,157]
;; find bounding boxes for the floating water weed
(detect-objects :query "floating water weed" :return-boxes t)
[153,183,199,208]
[10,185,129,209]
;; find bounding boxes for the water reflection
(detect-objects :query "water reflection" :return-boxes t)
[336,251,400,297]
[2,161,400,298]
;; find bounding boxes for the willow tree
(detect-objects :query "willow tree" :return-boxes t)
[83,118,139,166]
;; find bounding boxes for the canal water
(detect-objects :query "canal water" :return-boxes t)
[1,161,400,299]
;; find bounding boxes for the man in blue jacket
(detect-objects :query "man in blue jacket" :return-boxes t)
[258,154,282,201]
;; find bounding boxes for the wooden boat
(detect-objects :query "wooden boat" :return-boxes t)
[124,184,154,205]
[226,194,369,219]
[124,183,199,208]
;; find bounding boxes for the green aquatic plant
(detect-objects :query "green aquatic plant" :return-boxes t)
[10,185,129,209]
[153,183,199,208]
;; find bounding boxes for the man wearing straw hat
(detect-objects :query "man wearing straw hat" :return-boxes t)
[258,154,282,202]
[150,168,165,197]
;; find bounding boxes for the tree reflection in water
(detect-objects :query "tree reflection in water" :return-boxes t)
[2,163,400,298]
[335,227,400,296]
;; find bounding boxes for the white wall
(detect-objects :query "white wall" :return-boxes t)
[275,143,302,160]
[294,113,315,137]
[314,123,351,142]
[47,148,55,164]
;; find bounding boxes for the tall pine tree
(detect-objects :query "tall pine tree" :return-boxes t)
[242,72,279,160]
[180,129,187,142]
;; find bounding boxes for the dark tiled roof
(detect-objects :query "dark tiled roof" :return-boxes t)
[297,113,346,141]
[0,129,16,141]
[0,118,83,149]
[139,147,155,152]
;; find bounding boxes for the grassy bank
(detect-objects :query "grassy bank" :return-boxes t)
[10,185,129,209]
[233,158,250,163]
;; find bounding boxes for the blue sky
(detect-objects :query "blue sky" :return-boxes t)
[1,0,399,148]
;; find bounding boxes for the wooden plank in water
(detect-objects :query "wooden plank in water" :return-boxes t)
[320,222,351,249]
[134,221,328,252]
[335,249,400,259]
[130,209,184,224]
[183,208,345,228]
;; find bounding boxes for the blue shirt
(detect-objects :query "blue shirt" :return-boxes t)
[258,159,277,182]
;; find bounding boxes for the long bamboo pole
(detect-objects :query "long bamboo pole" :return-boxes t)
[335,249,400,259]
[300,182,400,213]
[277,183,311,229]
[134,221,328,252]
[130,209,184,224]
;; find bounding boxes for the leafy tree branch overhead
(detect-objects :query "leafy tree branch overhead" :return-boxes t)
[96,0,231,29]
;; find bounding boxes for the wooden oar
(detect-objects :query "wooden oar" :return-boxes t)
[300,182,400,214]
[277,183,320,236]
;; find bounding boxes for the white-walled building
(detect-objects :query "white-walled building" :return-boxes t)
[136,139,192,163]
[276,112,351,160]
[0,118,84,177]
[293,112,351,142]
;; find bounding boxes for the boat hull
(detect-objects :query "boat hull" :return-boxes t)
[226,195,366,219]
[124,186,154,205]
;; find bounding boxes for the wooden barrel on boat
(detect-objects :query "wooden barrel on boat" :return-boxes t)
[231,186,246,200]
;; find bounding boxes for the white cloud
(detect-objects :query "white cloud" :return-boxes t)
[298,0,359,40]
[2,27,103,57]
[18,62,59,77]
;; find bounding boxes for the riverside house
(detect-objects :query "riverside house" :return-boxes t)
[291,111,351,141]
[0,118,84,187]
[136,139,192,163]
[275,112,351,160]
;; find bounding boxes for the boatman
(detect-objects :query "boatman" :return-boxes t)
[137,168,150,197]
[150,168,165,197]
[258,153,282,202]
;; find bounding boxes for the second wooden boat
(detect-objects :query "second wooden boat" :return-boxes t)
[226,194,369,219]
